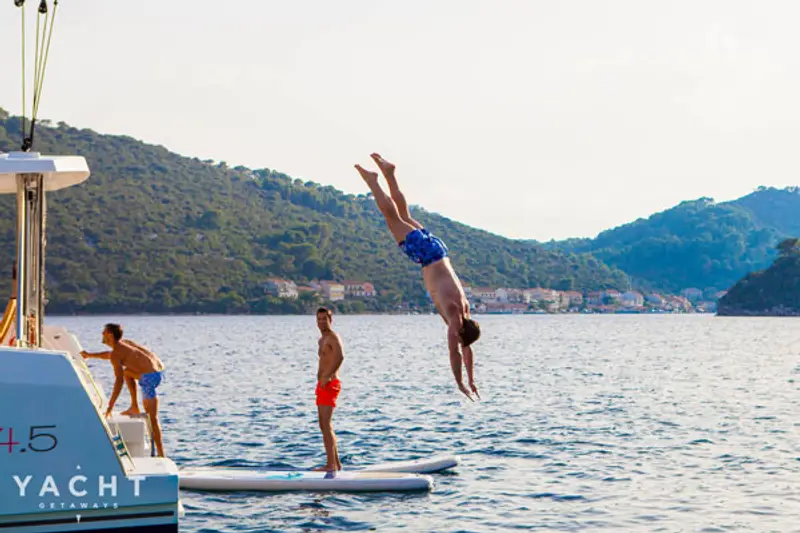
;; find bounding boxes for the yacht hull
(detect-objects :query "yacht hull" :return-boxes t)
[0,518,178,532]
[0,346,182,533]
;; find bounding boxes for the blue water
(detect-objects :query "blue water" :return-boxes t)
[60,314,800,532]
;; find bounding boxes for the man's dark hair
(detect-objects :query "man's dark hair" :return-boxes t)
[460,318,481,347]
[104,323,124,341]
[316,307,332,317]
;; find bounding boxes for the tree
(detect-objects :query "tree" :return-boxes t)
[196,210,222,230]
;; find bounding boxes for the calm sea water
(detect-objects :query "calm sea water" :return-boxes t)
[55,314,800,532]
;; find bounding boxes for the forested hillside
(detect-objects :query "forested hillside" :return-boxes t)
[543,190,800,294]
[717,238,800,316]
[0,108,628,313]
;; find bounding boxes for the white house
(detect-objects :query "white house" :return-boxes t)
[319,280,345,301]
[263,278,299,299]
[620,291,644,307]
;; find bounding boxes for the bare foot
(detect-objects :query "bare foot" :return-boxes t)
[121,407,141,416]
[354,164,379,185]
[457,382,475,402]
[313,465,336,472]
[470,381,481,400]
[370,153,395,177]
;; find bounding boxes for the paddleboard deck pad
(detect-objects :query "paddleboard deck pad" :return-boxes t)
[179,469,433,492]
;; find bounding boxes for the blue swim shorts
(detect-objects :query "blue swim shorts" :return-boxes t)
[399,228,448,268]
[139,371,163,400]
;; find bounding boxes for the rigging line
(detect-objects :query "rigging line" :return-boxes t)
[26,0,59,151]
[28,0,46,148]
[16,0,27,150]
[32,0,50,120]
[31,0,42,131]
[34,0,58,121]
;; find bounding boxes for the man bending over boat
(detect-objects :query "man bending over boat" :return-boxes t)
[81,323,167,457]
[315,307,344,472]
[355,153,481,400]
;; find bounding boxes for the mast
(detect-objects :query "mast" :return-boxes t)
[12,167,46,347]
[0,153,90,348]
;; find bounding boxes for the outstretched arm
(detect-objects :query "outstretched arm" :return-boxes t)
[463,345,479,398]
[81,350,112,360]
[448,321,473,401]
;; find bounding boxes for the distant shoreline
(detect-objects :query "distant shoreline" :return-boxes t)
[716,308,800,317]
[43,311,717,318]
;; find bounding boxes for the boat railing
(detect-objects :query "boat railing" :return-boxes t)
[69,336,107,411]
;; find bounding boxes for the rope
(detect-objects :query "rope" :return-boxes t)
[15,0,60,152]
[16,0,27,150]
[31,3,41,138]
[32,0,57,126]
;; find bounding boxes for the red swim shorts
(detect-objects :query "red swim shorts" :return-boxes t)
[315,379,342,407]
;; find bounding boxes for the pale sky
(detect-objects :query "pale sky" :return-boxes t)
[2,1,799,241]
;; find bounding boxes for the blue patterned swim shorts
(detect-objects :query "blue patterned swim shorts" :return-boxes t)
[139,371,163,400]
[399,228,449,268]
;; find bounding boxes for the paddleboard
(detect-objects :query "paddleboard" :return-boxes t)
[358,454,459,473]
[179,468,433,492]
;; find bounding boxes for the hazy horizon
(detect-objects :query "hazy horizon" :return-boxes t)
[2,1,800,241]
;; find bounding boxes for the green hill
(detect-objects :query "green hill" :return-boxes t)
[717,238,800,316]
[0,107,628,314]
[732,186,800,236]
[542,189,800,294]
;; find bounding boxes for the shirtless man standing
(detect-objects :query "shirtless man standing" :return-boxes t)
[314,307,344,472]
[355,153,481,400]
[81,323,167,457]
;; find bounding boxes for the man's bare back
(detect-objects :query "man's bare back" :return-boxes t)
[112,340,164,379]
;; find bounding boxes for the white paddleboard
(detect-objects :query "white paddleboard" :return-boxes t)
[179,468,433,492]
[358,454,459,474]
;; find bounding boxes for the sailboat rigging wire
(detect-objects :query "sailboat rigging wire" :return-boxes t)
[15,0,60,152]
[17,0,27,150]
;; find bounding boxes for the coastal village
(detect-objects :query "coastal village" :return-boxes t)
[263,278,725,314]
